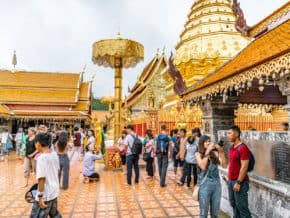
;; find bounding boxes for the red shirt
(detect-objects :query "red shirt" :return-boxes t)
[228,143,250,181]
[73,132,81,147]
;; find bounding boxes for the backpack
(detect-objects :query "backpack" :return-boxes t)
[232,144,255,172]
[157,134,170,155]
[130,134,142,155]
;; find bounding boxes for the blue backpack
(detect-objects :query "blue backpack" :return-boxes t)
[232,144,255,172]
[157,134,170,154]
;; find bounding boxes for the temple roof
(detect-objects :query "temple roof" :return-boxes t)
[182,19,290,99]
[124,53,167,107]
[0,70,82,105]
[0,70,91,120]
[249,1,290,37]
[0,104,11,116]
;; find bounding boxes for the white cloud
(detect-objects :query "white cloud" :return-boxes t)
[0,0,287,97]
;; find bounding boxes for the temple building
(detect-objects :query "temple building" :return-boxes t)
[0,70,92,133]
[163,0,249,108]
[177,2,290,217]
[122,52,168,135]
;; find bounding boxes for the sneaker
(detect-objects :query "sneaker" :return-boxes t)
[177,181,184,186]
[160,184,167,188]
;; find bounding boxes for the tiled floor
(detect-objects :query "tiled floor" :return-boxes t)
[0,153,229,218]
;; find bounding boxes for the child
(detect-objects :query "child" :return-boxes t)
[30,133,61,218]
[83,144,102,183]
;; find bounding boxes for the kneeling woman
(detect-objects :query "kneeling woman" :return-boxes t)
[195,135,227,218]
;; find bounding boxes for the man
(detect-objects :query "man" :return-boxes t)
[83,144,102,183]
[124,125,139,185]
[72,127,82,161]
[155,125,172,187]
[30,132,61,218]
[227,125,252,218]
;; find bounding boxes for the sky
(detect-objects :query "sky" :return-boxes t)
[0,0,288,98]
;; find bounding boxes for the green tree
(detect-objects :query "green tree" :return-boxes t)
[91,98,109,111]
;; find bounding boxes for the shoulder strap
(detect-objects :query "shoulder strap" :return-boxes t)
[199,168,209,186]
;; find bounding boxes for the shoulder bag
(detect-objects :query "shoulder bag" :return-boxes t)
[192,169,209,201]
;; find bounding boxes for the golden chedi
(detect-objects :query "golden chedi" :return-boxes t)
[164,0,250,106]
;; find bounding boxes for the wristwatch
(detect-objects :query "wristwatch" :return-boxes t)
[38,192,44,198]
[236,180,242,185]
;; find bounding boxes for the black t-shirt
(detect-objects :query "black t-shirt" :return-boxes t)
[26,138,36,157]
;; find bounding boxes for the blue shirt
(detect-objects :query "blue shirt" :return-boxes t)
[83,151,102,176]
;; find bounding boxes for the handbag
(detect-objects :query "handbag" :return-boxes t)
[143,151,151,161]
[119,149,126,156]
[192,169,209,201]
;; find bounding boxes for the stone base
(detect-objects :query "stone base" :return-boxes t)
[219,168,290,218]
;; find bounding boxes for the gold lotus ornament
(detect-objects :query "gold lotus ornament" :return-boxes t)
[92,33,144,143]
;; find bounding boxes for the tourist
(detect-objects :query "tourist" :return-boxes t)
[118,129,127,174]
[86,130,95,152]
[20,128,28,163]
[195,135,227,218]
[30,132,61,218]
[227,125,252,218]
[83,144,102,183]
[23,127,37,187]
[80,127,85,156]
[15,128,24,159]
[177,133,199,189]
[124,124,140,185]
[56,131,70,190]
[170,129,180,177]
[155,124,172,187]
[71,126,82,161]
[144,129,155,179]
[0,128,13,161]
[176,129,187,181]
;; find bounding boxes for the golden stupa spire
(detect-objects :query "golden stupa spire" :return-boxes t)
[12,50,17,69]
[173,0,250,87]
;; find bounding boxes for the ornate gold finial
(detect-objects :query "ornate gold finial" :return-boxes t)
[90,73,96,82]
[12,50,17,69]
[162,46,166,55]
[156,48,160,56]
[117,31,121,39]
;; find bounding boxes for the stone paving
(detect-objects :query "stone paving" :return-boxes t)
[0,153,229,218]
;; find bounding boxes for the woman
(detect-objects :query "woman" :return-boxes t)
[118,130,127,174]
[15,128,24,159]
[144,129,155,178]
[86,130,95,152]
[20,129,28,163]
[23,127,37,187]
[57,131,70,190]
[177,135,198,189]
[195,135,227,218]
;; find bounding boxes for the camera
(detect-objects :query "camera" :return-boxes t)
[216,140,224,147]
[213,140,224,151]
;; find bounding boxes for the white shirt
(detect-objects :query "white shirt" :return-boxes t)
[124,133,136,156]
[88,136,95,147]
[1,132,9,144]
[36,152,60,201]
[80,132,85,145]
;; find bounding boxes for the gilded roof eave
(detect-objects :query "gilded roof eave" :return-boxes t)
[182,20,290,100]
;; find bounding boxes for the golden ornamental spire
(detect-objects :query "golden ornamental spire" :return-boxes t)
[12,50,17,69]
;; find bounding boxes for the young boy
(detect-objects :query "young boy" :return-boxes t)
[83,144,102,183]
[30,133,61,218]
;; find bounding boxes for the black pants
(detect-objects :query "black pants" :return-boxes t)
[88,172,99,179]
[180,162,198,187]
[146,157,154,177]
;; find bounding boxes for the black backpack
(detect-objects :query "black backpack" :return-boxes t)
[130,134,142,155]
